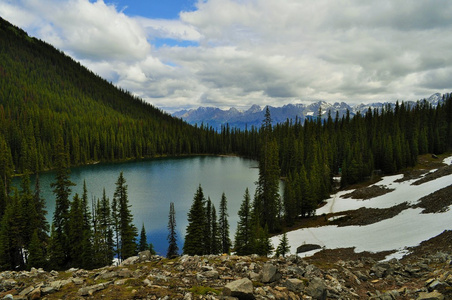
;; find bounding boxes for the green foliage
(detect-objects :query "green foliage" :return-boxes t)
[92,188,114,268]
[113,172,138,261]
[275,233,290,258]
[184,185,207,255]
[219,193,231,254]
[167,202,179,258]
[139,224,147,252]
[234,188,253,255]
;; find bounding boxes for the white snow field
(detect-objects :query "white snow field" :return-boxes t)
[272,155,452,259]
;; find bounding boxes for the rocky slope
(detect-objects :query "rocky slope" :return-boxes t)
[0,246,451,300]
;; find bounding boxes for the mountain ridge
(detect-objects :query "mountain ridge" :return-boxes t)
[173,93,448,130]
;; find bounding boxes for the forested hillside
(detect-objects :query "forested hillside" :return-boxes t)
[0,17,226,177]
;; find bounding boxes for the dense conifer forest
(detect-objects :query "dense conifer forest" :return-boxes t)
[0,17,451,271]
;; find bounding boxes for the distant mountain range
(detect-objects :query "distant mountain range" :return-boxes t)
[173,93,447,130]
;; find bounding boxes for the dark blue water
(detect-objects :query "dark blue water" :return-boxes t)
[15,156,259,256]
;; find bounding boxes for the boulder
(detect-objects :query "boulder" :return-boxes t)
[261,263,280,283]
[283,278,305,292]
[306,277,327,300]
[121,256,139,265]
[417,290,444,300]
[138,250,152,262]
[223,278,255,300]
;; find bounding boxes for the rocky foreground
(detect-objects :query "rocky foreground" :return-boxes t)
[1,242,451,300]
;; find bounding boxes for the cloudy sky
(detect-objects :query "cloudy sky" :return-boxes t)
[1,0,451,112]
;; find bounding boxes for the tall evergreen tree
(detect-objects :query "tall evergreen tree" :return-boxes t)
[234,188,253,255]
[219,192,231,254]
[27,229,46,269]
[68,193,84,267]
[0,135,13,218]
[113,172,137,261]
[275,232,290,258]
[205,198,213,254]
[183,185,207,255]
[167,202,179,258]
[210,204,221,255]
[256,108,281,232]
[50,135,75,268]
[93,189,114,267]
[139,224,147,252]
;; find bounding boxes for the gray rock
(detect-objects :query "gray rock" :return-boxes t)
[223,278,255,300]
[19,285,35,296]
[306,277,327,300]
[283,278,305,292]
[417,290,444,300]
[41,286,57,295]
[121,255,139,265]
[1,279,17,290]
[249,271,261,281]
[77,281,112,296]
[261,263,280,283]
[138,250,152,262]
[202,270,219,279]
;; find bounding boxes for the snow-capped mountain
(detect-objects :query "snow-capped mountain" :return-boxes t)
[172,93,447,130]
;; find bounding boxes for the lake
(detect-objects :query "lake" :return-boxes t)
[16,156,259,256]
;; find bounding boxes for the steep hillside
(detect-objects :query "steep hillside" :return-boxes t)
[0,17,216,174]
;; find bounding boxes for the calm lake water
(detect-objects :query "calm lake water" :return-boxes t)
[16,156,259,256]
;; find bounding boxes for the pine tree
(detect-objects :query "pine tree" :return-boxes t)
[80,181,94,269]
[113,172,137,261]
[33,174,49,247]
[50,135,75,268]
[275,232,290,257]
[27,229,46,269]
[256,108,281,232]
[68,193,84,267]
[139,224,147,252]
[183,185,207,255]
[205,198,213,254]
[210,204,221,254]
[167,202,179,258]
[0,135,13,218]
[234,188,253,255]
[0,191,24,269]
[93,189,114,267]
[219,192,231,254]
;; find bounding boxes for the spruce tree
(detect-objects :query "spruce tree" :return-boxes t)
[0,135,13,218]
[113,172,137,261]
[256,108,281,232]
[275,232,290,257]
[234,188,252,255]
[50,135,75,268]
[219,192,231,254]
[205,198,213,254]
[139,224,147,252]
[68,193,84,267]
[27,230,46,269]
[210,204,221,255]
[183,185,207,255]
[80,181,94,269]
[93,189,114,267]
[33,174,49,246]
[167,202,179,258]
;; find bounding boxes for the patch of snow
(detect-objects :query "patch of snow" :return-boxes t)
[306,112,314,116]
[382,249,411,261]
[317,173,452,214]
[274,172,452,257]
[443,155,452,165]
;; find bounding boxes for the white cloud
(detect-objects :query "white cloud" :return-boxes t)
[1,0,451,111]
